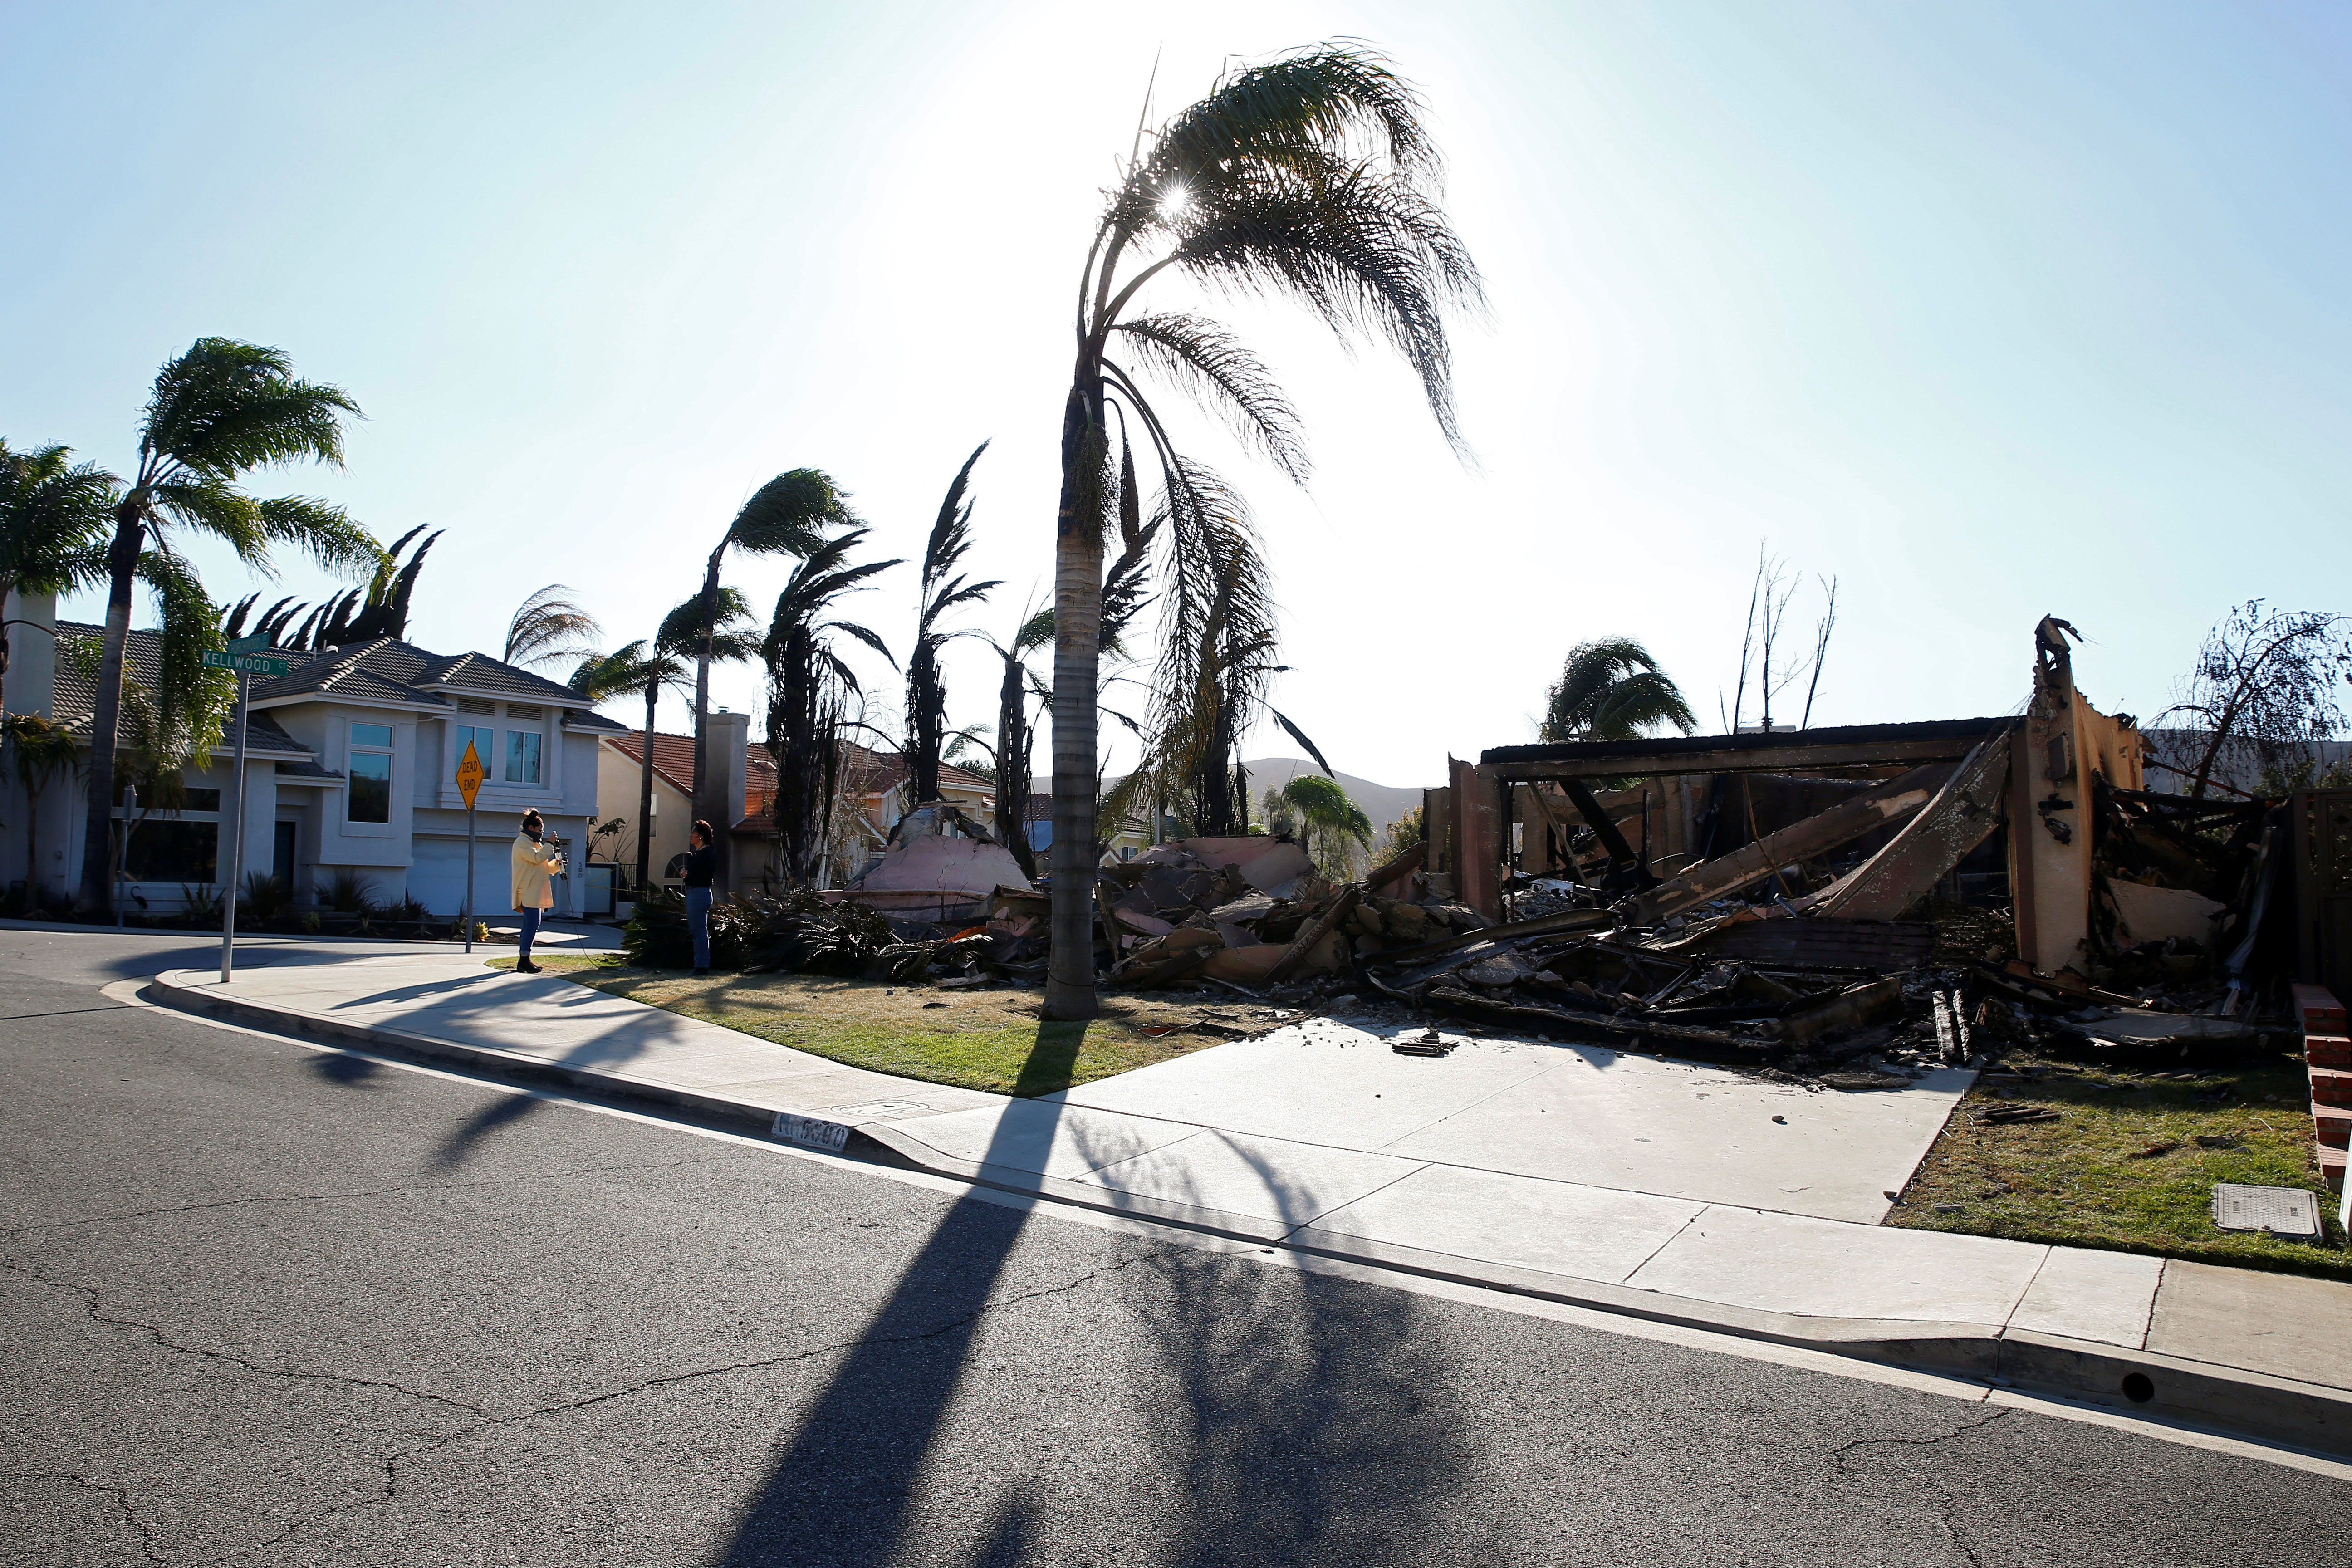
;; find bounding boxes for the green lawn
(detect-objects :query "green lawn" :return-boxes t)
[1889,1049,2348,1280]
[495,954,1253,1097]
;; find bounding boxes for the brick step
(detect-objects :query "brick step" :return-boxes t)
[2312,1067,2352,1109]
[2294,982,2347,1032]
[2318,1107,2351,1148]
[2308,1033,2352,1069]
[2321,1142,2345,1194]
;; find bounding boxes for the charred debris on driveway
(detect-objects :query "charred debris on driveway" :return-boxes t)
[705,617,2347,1135]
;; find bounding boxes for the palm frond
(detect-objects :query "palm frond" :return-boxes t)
[140,338,362,481]
[1269,708,1335,775]
[1111,315,1307,481]
[505,584,603,669]
[727,468,861,558]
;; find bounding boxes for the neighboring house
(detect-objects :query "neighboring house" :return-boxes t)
[593,730,1004,891]
[0,590,623,917]
[1018,789,1154,860]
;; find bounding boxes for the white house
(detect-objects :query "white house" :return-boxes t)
[0,589,626,917]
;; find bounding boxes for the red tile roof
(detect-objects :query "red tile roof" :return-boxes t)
[605,730,779,803]
[612,731,991,835]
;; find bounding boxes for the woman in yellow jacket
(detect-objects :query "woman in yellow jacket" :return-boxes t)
[510,809,565,974]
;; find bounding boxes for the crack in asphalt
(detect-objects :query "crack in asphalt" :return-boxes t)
[0,1258,494,1418]
[205,1249,1152,1563]
[1828,1407,2013,1568]
[0,1464,168,1565]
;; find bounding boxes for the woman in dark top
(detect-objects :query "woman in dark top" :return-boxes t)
[682,820,717,975]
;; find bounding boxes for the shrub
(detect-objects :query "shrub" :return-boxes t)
[238,872,291,926]
[319,867,378,915]
[179,883,225,926]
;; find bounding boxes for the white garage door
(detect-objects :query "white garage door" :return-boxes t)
[407,837,505,916]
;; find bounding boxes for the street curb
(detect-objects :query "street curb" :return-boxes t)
[145,968,2352,1460]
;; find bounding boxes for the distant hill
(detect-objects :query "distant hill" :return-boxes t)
[1239,757,1431,840]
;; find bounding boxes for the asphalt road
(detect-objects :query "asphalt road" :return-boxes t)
[2,927,2343,1566]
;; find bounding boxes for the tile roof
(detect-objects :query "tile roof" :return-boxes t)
[241,637,596,711]
[51,625,315,759]
[604,730,781,801]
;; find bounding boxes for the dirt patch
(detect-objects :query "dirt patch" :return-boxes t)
[1889,1047,2349,1281]
[498,956,1298,1096]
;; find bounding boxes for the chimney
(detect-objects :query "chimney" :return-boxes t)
[707,708,752,890]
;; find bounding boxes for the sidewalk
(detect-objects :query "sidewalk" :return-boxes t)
[150,951,2352,1458]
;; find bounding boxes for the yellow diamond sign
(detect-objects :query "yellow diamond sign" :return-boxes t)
[456,741,485,809]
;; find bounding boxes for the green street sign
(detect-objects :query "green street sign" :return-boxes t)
[204,649,291,677]
[225,633,272,654]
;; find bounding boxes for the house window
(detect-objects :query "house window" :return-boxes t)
[349,721,394,824]
[453,724,493,774]
[506,730,542,784]
[124,821,218,882]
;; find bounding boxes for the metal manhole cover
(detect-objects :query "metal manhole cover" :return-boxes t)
[829,1100,931,1119]
[2211,1183,2323,1240]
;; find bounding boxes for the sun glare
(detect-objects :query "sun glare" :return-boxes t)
[1159,182,1191,217]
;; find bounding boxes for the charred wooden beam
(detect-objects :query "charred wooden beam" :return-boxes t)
[1622,764,1951,925]
[1481,716,2011,782]
[1803,728,2015,921]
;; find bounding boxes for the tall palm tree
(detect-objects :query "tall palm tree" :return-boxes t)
[0,440,118,707]
[904,443,1000,809]
[1042,43,1482,1017]
[505,583,602,669]
[764,531,899,886]
[1539,638,1698,743]
[691,470,859,888]
[78,339,378,914]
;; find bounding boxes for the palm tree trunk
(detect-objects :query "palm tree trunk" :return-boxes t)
[996,650,1035,880]
[76,515,142,913]
[1045,386,1106,1020]
[636,679,658,895]
[690,547,722,892]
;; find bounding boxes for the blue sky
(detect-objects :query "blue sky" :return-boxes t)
[5,0,2347,787]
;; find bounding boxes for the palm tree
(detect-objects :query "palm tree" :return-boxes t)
[4,712,79,908]
[764,531,899,886]
[1042,43,1482,1017]
[572,591,763,894]
[225,525,441,652]
[1539,638,1698,743]
[985,607,1055,878]
[0,441,118,707]
[1277,772,1373,879]
[504,584,602,670]
[904,443,1000,809]
[78,339,378,914]
[691,470,860,888]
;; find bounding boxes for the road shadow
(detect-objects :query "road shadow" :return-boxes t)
[305,1050,382,1087]
[713,1019,1082,1567]
[712,1012,1484,1566]
[1121,1243,1480,1566]
[431,1089,544,1168]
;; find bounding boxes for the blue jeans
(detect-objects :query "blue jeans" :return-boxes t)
[686,888,713,970]
[517,906,542,964]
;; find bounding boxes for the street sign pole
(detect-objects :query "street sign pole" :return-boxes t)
[218,669,251,983]
[201,640,285,982]
[456,741,485,952]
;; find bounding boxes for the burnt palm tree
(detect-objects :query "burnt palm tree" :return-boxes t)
[78,339,379,913]
[691,470,860,888]
[983,607,1055,878]
[1539,638,1698,744]
[223,525,441,652]
[764,532,899,886]
[1042,43,1482,1016]
[904,443,999,809]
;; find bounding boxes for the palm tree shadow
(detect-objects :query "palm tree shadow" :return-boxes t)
[713,1011,1490,1566]
[715,1019,1082,1567]
[431,1091,542,1168]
